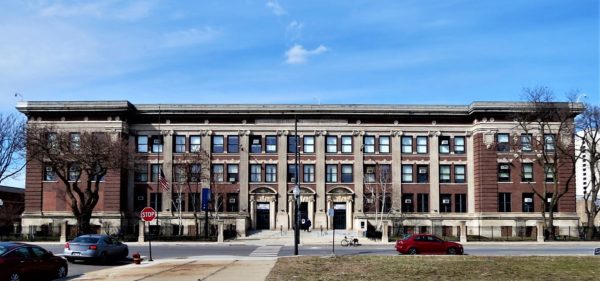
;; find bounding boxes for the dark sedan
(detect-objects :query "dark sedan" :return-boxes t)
[0,242,68,281]
[64,234,128,263]
[395,234,464,255]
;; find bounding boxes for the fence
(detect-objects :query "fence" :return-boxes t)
[146,222,237,241]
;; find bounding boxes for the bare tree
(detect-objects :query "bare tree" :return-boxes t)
[0,114,26,184]
[27,126,128,234]
[512,87,582,240]
[576,104,600,239]
[363,163,392,233]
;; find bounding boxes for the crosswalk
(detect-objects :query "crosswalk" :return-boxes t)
[249,246,282,257]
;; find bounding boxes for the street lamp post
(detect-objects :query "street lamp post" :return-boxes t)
[293,115,300,255]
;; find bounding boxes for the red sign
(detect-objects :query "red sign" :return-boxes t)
[140,207,157,222]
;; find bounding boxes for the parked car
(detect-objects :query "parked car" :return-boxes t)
[0,242,68,281]
[395,234,464,255]
[64,234,128,263]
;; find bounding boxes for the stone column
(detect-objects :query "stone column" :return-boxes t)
[277,131,290,229]
[60,221,67,243]
[239,132,250,215]
[346,200,353,230]
[459,221,467,243]
[162,131,173,214]
[315,131,327,229]
[308,198,315,231]
[236,218,247,237]
[327,200,333,229]
[269,199,276,230]
[288,198,293,228]
[138,221,145,242]
[353,131,364,215]
[466,133,475,213]
[429,132,440,213]
[382,221,389,242]
[217,220,224,243]
[537,221,545,242]
[391,131,402,212]
[250,196,257,229]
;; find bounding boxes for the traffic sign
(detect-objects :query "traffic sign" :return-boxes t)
[141,207,157,222]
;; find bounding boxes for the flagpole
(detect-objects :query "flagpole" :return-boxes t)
[156,105,161,232]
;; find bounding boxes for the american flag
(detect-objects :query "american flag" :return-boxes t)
[159,168,170,192]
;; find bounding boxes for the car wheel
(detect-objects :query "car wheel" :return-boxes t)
[408,248,418,255]
[56,265,68,279]
[447,247,457,255]
[8,272,21,281]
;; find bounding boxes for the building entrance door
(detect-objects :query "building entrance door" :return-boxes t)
[256,203,270,230]
[333,203,346,230]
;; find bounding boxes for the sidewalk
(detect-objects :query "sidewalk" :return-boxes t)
[72,256,277,281]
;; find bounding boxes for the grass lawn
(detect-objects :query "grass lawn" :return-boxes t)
[266,255,599,281]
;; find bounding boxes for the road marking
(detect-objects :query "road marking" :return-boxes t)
[249,246,281,257]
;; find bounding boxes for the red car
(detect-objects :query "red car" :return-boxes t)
[0,242,68,281]
[395,234,464,255]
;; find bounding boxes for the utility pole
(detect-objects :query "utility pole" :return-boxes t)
[294,115,300,255]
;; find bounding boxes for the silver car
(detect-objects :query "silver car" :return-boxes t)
[63,234,128,263]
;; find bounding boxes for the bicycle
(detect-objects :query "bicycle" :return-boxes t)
[340,236,359,247]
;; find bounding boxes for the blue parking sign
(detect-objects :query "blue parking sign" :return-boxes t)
[201,188,211,211]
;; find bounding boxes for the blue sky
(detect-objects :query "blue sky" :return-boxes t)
[0,0,598,186]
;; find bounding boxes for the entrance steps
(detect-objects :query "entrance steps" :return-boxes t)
[238,229,384,246]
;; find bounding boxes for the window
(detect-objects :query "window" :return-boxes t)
[43,165,56,181]
[522,163,533,182]
[70,133,80,151]
[188,193,201,212]
[326,164,338,183]
[212,164,224,182]
[250,135,262,153]
[440,194,452,213]
[439,136,450,154]
[250,164,262,182]
[402,193,414,212]
[498,193,512,212]
[137,135,148,153]
[190,136,201,152]
[47,132,58,152]
[303,136,315,153]
[190,164,201,182]
[266,136,277,153]
[454,165,466,183]
[439,165,451,183]
[173,165,186,182]
[303,164,315,182]
[521,134,532,152]
[172,193,186,212]
[454,137,465,154]
[364,136,375,153]
[544,134,555,152]
[402,165,413,183]
[498,164,511,182]
[287,164,299,182]
[326,136,337,153]
[288,136,298,153]
[227,193,239,212]
[455,194,467,213]
[150,193,162,211]
[545,193,558,212]
[341,164,353,183]
[265,164,277,182]
[227,136,239,153]
[341,136,352,153]
[212,135,224,153]
[544,164,555,182]
[522,193,534,212]
[417,193,429,212]
[364,165,376,183]
[380,164,391,182]
[151,164,161,182]
[174,135,186,153]
[151,136,163,153]
[497,133,509,152]
[401,136,413,154]
[416,136,428,153]
[378,136,390,153]
[227,164,239,182]
[68,163,80,181]
[417,165,429,183]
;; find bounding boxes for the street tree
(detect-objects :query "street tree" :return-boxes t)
[0,113,26,184]
[363,163,392,234]
[27,126,128,234]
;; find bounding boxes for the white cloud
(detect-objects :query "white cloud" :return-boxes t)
[266,0,286,16]
[285,44,328,64]
[36,0,155,21]
[162,27,219,48]
[286,20,303,41]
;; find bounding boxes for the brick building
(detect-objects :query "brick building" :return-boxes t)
[0,185,25,236]
[16,101,583,238]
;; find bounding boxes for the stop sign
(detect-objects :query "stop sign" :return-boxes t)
[140,207,157,222]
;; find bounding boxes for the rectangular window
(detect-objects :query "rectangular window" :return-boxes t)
[402,193,414,212]
[545,193,558,212]
[227,193,239,212]
[402,165,413,183]
[341,164,353,183]
[172,193,186,212]
[70,133,80,151]
[212,164,224,182]
[303,136,315,153]
[188,193,201,212]
[439,165,451,183]
[43,165,56,181]
[326,164,338,183]
[364,165,376,183]
[288,136,298,153]
[68,163,80,181]
[544,134,555,152]
[454,165,466,183]
[265,136,277,153]
[498,193,512,212]
[522,193,534,212]
[151,136,163,153]
[497,133,510,152]
[454,136,465,154]
[401,136,413,154]
[544,164,555,182]
[150,193,163,211]
[521,134,532,152]
[417,165,429,183]
[303,164,315,182]
[47,132,58,151]
[250,164,262,182]
[227,164,239,182]
[498,164,511,182]
[190,164,201,182]
[212,135,224,153]
[416,136,428,154]
[455,194,467,213]
[190,136,201,152]
[250,135,262,153]
[288,164,298,182]
[522,163,533,182]
[227,135,239,153]
[439,136,450,154]
[326,136,338,153]
[341,136,352,153]
[379,136,390,153]
[440,194,452,213]
[151,164,161,182]
[174,135,186,153]
[137,135,148,153]
[265,164,277,182]
[363,136,375,153]
[380,164,391,182]
[417,193,429,212]
[173,165,186,182]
